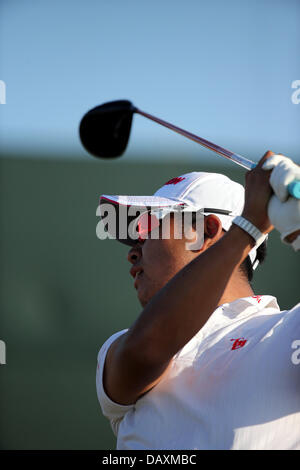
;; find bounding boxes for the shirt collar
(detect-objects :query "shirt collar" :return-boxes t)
[221,295,280,319]
[191,295,281,343]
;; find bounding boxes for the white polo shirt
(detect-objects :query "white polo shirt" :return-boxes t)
[96,296,300,450]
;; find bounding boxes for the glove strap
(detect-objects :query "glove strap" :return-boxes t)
[232,216,266,246]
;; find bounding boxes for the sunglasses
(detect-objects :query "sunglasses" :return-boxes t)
[135,208,233,242]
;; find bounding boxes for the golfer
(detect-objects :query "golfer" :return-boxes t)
[96,151,300,450]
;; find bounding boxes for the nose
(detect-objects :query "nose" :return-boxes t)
[127,244,142,264]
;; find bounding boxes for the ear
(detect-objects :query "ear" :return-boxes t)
[202,215,223,250]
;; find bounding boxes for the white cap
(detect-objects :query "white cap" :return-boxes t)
[100,172,267,268]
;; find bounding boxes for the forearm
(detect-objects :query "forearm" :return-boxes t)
[124,225,255,364]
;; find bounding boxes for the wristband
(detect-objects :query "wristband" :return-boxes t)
[232,216,266,246]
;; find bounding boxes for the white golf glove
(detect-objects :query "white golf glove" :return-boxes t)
[262,154,300,251]
[268,196,300,251]
[262,154,300,202]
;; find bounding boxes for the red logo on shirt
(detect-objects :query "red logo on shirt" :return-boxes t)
[231,338,247,350]
[252,295,262,303]
[164,177,185,185]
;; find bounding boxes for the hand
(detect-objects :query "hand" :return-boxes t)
[242,151,274,234]
[262,154,300,202]
[268,195,300,251]
[260,153,300,251]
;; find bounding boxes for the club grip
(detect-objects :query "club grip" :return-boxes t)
[288,180,300,199]
[249,161,300,199]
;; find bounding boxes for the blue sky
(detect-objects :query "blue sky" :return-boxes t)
[0,0,299,163]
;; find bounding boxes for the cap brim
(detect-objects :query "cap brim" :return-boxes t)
[99,194,184,246]
[101,194,183,207]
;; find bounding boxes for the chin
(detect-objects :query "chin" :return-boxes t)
[137,284,162,308]
[136,284,151,307]
[138,292,150,308]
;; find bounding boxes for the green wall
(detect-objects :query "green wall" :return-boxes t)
[0,156,299,449]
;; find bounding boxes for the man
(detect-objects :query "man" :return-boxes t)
[96,151,300,450]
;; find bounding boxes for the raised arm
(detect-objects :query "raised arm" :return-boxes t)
[103,152,274,405]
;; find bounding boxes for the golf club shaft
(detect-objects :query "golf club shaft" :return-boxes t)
[135,108,300,199]
[135,108,256,171]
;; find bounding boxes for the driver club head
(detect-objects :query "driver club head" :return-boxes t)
[79,100,136,158]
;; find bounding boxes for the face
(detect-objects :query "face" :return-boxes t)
[127,216,199,307]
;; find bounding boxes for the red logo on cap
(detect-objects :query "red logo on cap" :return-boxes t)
[164,177,185,186]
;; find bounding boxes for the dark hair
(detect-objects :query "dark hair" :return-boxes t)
[189,212,267,283]
[239,240,267,283]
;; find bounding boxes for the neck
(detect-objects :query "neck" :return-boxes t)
[217,270,254,306]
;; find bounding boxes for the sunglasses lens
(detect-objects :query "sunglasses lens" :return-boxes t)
[137,212,160,239]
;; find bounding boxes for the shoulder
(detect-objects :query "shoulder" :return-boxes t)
[277,302,300,320]
[288,302,300,313]
[281,302,300,324]
[97,329,129,365]
[96,329,132,435]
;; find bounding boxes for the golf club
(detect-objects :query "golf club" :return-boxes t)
[79,100,300,198]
